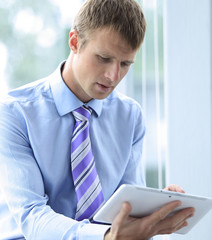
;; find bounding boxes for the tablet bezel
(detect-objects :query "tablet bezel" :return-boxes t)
[93,184,212,234]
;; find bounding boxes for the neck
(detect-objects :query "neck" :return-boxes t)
[62,55,73,90]
[61,54,92,103]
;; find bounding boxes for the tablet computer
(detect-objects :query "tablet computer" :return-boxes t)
[93,184,212,234]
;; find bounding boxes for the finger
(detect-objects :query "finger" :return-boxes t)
[175,220,189,231]
[158,220,189,235]
[164,184,185,193]
[158,211,193,235]
[156,208,194,234]
[111,202,132,234]
[171,208,195,225]
[147,201,182,224]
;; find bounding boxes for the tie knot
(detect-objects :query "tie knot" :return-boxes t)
[72,105,92,122]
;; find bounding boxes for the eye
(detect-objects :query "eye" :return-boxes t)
[97,55,111,63]
[121,61,132,68]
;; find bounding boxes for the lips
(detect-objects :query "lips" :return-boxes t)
[96,82,113,93]
[98,83,111,88]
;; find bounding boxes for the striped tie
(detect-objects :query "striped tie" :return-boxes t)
[71,105,104,221]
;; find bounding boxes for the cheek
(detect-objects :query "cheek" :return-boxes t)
[75,59,92,79]
[83,56,100,72]
[88,62,105,80]
[79,61,103,86]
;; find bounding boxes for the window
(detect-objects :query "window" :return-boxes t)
[0,0,82,93]
[121,0,167,189]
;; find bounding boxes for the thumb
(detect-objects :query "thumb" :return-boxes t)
[112,202,132,232]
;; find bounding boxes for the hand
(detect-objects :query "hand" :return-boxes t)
[164,184,185,193]
[104,201,194,240]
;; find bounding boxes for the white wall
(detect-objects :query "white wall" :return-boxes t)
[164,0,212,239]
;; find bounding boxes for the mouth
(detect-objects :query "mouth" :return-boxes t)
[98,83,111,88]
[96,82,113,93]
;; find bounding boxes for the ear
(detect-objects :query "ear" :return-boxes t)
[69,30,79,53]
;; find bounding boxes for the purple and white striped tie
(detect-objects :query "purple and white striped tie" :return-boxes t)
[71,105,104,221]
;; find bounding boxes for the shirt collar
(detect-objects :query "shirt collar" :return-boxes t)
[49,61,103,117]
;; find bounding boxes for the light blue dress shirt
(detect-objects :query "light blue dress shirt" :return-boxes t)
[0,62,146,240]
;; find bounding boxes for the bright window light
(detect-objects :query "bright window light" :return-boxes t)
[14,8,43,34]
[0,43,8,97]
[51,0,83,26]
[37,28,57,48]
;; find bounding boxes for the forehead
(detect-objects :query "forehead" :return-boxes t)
[83,27,138,60]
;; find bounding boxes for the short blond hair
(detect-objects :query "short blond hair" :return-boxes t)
[73,0,146,50]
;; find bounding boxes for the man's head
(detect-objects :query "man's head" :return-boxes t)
[73,0,146,51]
[63,0,146,103]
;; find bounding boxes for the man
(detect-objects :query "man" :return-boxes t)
[0,0,194,239]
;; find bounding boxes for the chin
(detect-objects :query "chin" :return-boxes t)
[93,92,112,100]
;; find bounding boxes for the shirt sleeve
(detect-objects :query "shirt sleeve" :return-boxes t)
[0,102,109,239]
[120,103,146,186]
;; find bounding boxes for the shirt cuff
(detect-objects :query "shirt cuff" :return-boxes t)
[79,223,110,240]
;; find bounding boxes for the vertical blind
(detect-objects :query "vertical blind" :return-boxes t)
[137,1,168,238]
[125,0,167,190]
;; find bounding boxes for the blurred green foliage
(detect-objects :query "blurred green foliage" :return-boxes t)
[0,0,69,89]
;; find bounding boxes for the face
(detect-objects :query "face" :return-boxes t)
[66,27,138,103]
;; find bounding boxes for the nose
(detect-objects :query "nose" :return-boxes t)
[105,63,120,82]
